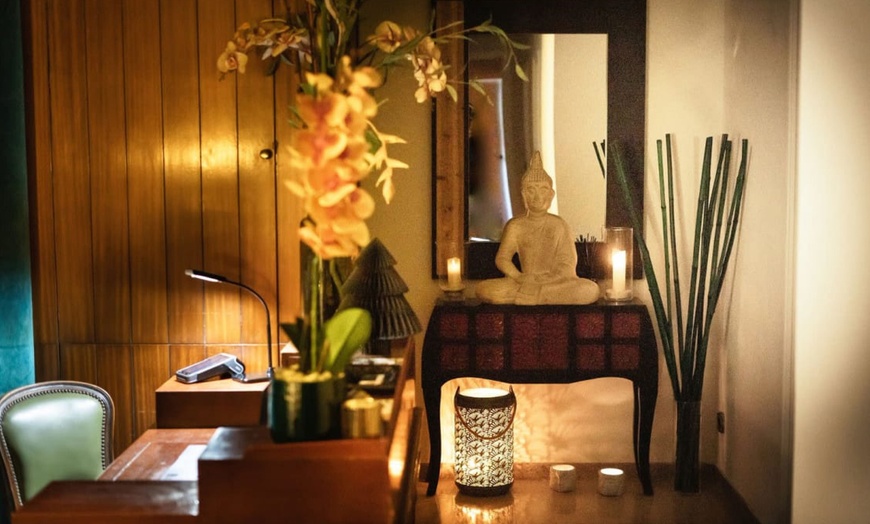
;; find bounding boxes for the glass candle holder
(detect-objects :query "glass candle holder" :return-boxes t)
[439,256,466,300]
[604,227,633,302]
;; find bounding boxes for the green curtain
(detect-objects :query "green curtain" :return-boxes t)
[0,0,35,394]
[0,0,34,519]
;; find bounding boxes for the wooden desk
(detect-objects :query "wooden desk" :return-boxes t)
[100,428,216,481]
[12,481,198,524]
[13,429,214,523]
[155,377,268,428]
[421,300,659,495]
[196,345,421,524]
[15,342,420,523]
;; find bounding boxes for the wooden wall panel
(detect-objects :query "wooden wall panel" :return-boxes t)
[86,0,132,344]
[24,0,305,446]
[238,0,278,359]
[60,344,97,385]
[169,345,208,376]
[133,345,171,434]
[199,0,242,344]
[123,0,169,344]
[33,344,59,382]
[238,345,269,378]
[95,345,134,453]
[47,0,95,343]
[162,0,204,344]
[22,0,59,346]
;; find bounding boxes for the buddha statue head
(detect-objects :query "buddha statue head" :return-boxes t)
[520,151,556,215]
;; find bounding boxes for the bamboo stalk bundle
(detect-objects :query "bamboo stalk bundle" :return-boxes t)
[614,134,749,402]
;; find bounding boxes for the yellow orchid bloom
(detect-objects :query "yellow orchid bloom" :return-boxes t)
[304,72,335,95]
[408,37,447,101]
[296,91,349,129]
[368,21,404,53]
[217,42,249,74]
[218,7,525,259]
[294,128,348,166]
[270,27,308,57]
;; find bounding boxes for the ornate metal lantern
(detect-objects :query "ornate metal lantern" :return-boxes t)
[453,386,516,496]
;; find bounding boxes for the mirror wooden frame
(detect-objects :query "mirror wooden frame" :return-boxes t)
[432,0,646,280]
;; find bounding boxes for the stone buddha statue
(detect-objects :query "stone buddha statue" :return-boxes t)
[475,151,600,305]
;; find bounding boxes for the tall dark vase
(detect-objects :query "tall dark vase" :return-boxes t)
[674,400,701,492]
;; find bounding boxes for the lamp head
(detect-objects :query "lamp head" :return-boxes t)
[185,269,226,283]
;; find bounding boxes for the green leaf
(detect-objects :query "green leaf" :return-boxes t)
[446,84,458,102]
[469,80,486,96]
[365,127,383,154]
[280,318,310,370]
[508,40,531,50]
[322,307,372,374]
[280,319,306,350]
[514,64,529,82]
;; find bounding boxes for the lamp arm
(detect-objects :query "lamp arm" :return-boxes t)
[229,279,274,378]
[186,268,274,378]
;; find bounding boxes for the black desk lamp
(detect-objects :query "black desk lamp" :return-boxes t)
[185,269,274,382]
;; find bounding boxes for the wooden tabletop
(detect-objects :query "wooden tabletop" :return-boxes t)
[155,377,269,394]
[12,481,199,524]
[100,428,216,481]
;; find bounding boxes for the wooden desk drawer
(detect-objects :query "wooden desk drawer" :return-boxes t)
[155,377,268,428]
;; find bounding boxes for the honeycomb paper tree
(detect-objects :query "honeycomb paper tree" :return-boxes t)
[338,238,422,355]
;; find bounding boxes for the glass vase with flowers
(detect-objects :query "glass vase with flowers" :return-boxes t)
[217,0,525,441]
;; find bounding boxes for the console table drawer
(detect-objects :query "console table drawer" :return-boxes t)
[430,304,648,375]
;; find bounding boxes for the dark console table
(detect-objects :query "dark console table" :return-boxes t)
[421,299,658,495]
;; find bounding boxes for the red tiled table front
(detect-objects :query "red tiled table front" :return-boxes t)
[422,300,658,496]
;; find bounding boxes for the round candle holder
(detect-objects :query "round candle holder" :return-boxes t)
[597,467,625,496]
[549,464,576,492]
[341,397,383,439]
[604,227,634,302]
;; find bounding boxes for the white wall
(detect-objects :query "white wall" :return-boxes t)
[719,1,795,523]
[648,5,795,523]
[793,1,870,522]
[645,0,728,470]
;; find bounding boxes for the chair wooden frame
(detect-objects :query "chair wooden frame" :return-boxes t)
[0,380,114,511]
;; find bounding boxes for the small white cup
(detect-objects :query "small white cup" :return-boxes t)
[597,467,625,496]
[549,464,576,492]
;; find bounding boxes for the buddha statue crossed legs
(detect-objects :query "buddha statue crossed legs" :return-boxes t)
[475,151,599,305]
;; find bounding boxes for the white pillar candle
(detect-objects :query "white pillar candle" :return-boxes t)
[612,250,626,297]
[597,467,625,496]
[549,464,576,492]
[447,257,462,289]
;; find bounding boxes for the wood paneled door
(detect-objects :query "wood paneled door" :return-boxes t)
[21,0,305,453]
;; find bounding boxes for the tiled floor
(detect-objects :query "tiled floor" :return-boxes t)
[415,463,760,524]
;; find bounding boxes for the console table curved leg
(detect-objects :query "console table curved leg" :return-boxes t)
[634,381,657,495]
[422,377,442,496]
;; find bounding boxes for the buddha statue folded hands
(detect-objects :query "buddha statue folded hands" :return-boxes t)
[475,151,600,305]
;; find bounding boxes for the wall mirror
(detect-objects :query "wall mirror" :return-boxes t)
[432,0,646,280]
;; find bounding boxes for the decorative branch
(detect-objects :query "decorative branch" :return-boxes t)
[613,134,750,402]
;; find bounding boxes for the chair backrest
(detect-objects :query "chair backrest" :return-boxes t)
[0,381,114,510]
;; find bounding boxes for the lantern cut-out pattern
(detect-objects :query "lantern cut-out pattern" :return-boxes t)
[454,386,516,496]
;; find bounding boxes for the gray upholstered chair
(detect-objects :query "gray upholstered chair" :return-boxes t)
[0,381,114,512]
